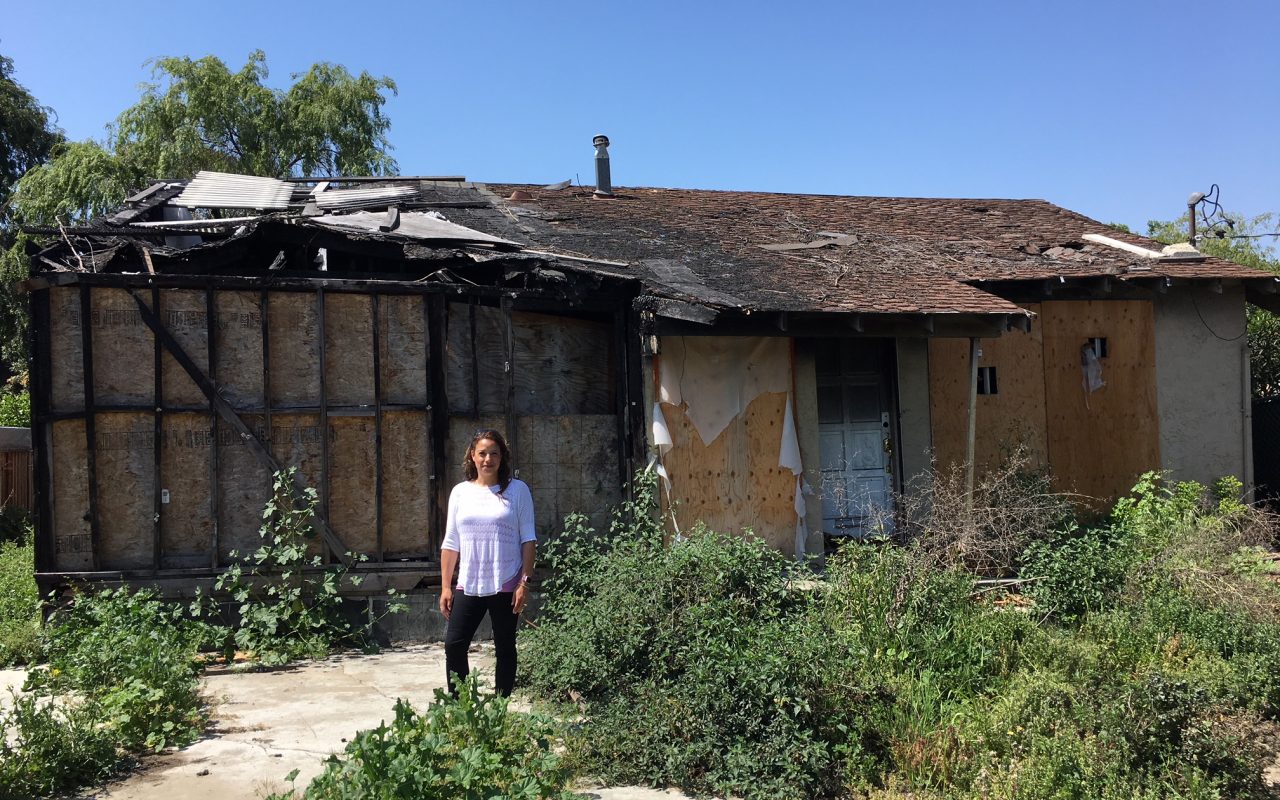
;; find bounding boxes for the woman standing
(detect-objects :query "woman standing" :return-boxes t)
[439,429,536,697]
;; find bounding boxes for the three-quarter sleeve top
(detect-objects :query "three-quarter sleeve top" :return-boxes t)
[441,478,537,596]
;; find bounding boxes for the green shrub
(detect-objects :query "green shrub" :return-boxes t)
[1022,522,1135,622]
[523,467,1280,799]
[0,390,29,427]
[268,676,573,800]
[525,512,1044,798]
[26,587,208,752]
[207,468,405,666]
[0,537,38,666]
[0,586,210,798]
[0,690,119,799]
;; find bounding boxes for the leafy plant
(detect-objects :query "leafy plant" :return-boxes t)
[26,586,209,752]
[522,466,1280,799]
[0,585,211,799]
[0,535,38,666]
[0,690,119,799]
[207,468,405,666]
[0,388,29,427]
[266,675,573,800]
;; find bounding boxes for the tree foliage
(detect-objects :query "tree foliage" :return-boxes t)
[0,54,63,209]
[112,51,398,184]
[0,53,64,382]
[1147,213,1280,397]
[13,50,397,229]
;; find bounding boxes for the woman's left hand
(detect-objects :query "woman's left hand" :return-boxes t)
[512,583,528,614]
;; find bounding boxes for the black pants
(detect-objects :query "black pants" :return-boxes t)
[444,589,519,697]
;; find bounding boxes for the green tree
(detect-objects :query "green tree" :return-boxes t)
[1147,213,1280,397]
[0,52,64,384]
[0,54,63,207]
[1,50,398,374]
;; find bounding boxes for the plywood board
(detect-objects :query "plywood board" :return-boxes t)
[212,291,264,410]
[660,392,798,554]
[159,290,210,408]
[49,288,85,413]
[442,414,620,541]
[512,312,613,415]
[50,419,92,570]
[267,293,320,408]
[94,412,155,570]
[380,295,428,406]
[215,414,272,563]
[328,416,377,558]
[516,415,622,535]
[1041,300,1160,503]
[159,413,214,568]
[381,410,431,558]
[92,288,155,406]
[324,294,374,407]
[445,302,505,414]
[928,304,1048,474]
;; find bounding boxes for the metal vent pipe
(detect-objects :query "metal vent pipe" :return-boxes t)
[593,134,613,197]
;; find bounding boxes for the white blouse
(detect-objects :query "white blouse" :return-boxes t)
[441,479,536,596]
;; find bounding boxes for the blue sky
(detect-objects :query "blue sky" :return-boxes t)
[4,0,1278,233]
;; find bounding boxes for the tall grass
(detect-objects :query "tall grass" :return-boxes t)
[0,535,38,666]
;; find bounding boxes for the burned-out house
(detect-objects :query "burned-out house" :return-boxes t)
[24,151,1279,600]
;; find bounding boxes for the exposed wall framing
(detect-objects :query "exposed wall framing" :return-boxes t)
[32,275,632,590]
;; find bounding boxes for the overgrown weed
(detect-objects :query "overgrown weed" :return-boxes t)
[522,466,1280,799]
[0,534,38,666]
[199,468,407,666]
[265,674,574,800]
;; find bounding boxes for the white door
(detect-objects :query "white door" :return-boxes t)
[816,341,895,538]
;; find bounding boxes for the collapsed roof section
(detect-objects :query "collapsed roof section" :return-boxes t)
[26,172,1280,329]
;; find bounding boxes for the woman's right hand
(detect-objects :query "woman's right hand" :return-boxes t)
[439,586,454,620]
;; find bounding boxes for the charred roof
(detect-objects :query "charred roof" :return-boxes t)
[27,172,1279,320]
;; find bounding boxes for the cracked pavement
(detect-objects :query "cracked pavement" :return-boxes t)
[80,644,692,800]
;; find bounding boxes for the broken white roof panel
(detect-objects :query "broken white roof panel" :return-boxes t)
[313,185,419,210]
[174,171,294,210]
[309,210,521,247]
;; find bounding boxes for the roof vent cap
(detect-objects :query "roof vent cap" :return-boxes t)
[593,134,613,198]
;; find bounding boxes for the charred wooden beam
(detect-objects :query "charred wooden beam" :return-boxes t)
[80,285,102,570]
[317,288,332,559]
[31,289,55,573]
[126,289,352,565]
[653,298,717,325]
[152,286,163,573]
[469,300,480,418]
[427,294,449,557]
[502,295,518,473]
[371,293,384,562]
[208,285,222,569]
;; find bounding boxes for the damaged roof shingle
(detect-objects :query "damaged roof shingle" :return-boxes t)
[29,176,1276,319]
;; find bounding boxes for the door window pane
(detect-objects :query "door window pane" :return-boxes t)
[845,384,880,421]
[817,384,844,424]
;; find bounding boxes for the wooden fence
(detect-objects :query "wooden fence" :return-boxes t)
[1,449,34,514]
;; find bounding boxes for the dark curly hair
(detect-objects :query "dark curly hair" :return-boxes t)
[462,428,512,493]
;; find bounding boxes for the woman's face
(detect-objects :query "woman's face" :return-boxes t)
[471,438,502,480]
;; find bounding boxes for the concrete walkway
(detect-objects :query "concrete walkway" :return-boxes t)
[71,644,692,800]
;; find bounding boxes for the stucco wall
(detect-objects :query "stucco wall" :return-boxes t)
[1154,285,1251,488]
[895,338,933,492]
